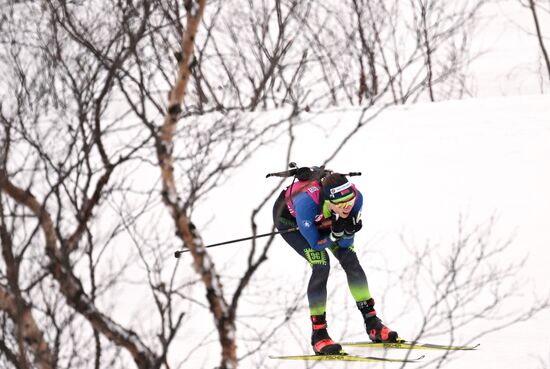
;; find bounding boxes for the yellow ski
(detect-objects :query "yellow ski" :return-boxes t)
[269,353,425,362]
[342,340,480,351]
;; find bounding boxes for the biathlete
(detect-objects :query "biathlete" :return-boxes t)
[272,171,398,355]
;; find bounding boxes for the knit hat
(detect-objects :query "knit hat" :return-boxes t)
[322,174,355,203]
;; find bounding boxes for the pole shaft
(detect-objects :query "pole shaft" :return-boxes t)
[176,227,298,254]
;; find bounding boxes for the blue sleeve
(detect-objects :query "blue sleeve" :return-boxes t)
[352,190,363,218]
[335,191,363,248]
[293,193,332,251]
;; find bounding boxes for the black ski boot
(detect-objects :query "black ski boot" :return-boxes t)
[357,298,399,343]
[311,314,343,355]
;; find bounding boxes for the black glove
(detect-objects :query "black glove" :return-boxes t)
[329,214,346,241]
[344,215,362,236]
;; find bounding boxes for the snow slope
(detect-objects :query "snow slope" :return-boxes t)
[191,94,550,368]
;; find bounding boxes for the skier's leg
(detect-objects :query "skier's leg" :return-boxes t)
[333,246,399,343]
[273,194,342,354]
[277,226,330,315]
[277,234,343,354]
[331,245,371,302]
[273,191,330,315]
[279,234,341,354]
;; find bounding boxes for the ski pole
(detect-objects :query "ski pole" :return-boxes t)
[174,227,299,258]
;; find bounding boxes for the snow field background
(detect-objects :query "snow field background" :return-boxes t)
[180,94,550,368]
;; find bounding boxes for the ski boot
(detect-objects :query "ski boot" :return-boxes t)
[357,298,399,343]
[311,314,343,355]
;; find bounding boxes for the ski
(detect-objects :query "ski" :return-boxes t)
[269,353,425,363]
[342,340,480,351]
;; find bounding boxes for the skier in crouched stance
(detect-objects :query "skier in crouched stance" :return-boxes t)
[273,171,398,355]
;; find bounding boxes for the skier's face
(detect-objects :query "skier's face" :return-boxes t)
[328,197,356,218]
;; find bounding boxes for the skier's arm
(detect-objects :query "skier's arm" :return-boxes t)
[294,193,332,251]
[348,190,363,229]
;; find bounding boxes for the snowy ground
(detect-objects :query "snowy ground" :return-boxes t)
[189,93,550,368]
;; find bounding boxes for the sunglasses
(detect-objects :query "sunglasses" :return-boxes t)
[331,197,356,209]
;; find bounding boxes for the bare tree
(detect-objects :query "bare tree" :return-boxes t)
[290,0,487,105]
[0,0,190,367]
[524,0,550,82]
[0,1,507,369]
[0,0,303,368]
[351,216,549,368]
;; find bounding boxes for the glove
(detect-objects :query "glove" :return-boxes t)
[344,215,362,236]
[329,214,346,241]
